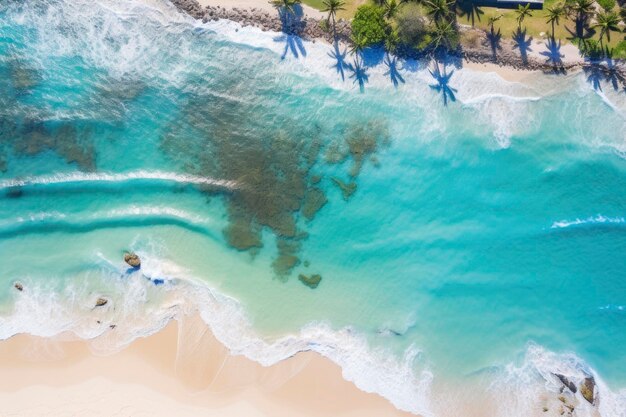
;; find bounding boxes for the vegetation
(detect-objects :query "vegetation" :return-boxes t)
[269,0,302,15]
[297,0,626,93]
[593,11,621,45]
[514,4,533,29]
[545,3,566,37]
[322,0,346,30]
[351,4,389,47]
[596,0,616,12]
[395,3,430,48]
[301,0,626,60]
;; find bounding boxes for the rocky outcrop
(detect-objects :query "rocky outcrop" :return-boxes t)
[169,0,351,44]
[95,297,108,307]
[555,373,577,393]
[124,252,141,268]
[170,0,205,19]
[580,376,596,404]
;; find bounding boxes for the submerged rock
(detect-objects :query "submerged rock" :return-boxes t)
[555,373,577,393]
[95,298,108,307]
[124,252,141,268]
[13,282,23,291]
[580,376,596,404]
[331,177,357,200]
[298,273,322,289]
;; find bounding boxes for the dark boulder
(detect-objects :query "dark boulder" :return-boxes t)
[554,373,577,393]
[14,282,23,291]
[95,298,108,307]
[580,376,595,404]
[124,252,141,268]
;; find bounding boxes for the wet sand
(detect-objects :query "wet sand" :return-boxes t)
[0,314,413,416]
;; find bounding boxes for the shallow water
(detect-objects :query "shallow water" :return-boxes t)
[1,0,625,416]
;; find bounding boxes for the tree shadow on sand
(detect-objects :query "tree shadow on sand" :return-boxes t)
[512,28,533,65]
[583,55,626,92]
[384,54,405,88]
[540,36,565,73]
[565,16,594,45]
[429,62,457,106]
[328,40,348,81]
[273,5,307,59]
[486,27,502,60]
[346,55,369,92]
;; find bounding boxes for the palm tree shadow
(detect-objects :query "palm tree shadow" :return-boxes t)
[486,28,502,60]
[540,36,565,72]
[273,5,307,60]
[584,64,604,91]
[565,17,594,44]
[602,56,625,92]
[429,62,457,106]
[456,0,485,27]
[512,27,533,65]
[328,40,348,81]
[586,55,626,92]
[384,54,405,88]
[346,55,369,93]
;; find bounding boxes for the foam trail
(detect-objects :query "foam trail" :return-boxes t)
[551,214,626,229]
[0,206,216,238]
[0,253,434,417]
[492,344,626,417]
[0,171,238,190]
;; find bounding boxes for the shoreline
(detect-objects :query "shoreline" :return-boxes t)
[0,313,413,417]
[168,0,626,80]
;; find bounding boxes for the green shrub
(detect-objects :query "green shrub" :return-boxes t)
[394,3,429,48]
[612,40,626,59]
[580,39,603,59]
[596,0,616,11]
[351,4,389,47]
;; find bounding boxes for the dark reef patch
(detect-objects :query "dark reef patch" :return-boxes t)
[298,273,322,289]
[160,84,390,279]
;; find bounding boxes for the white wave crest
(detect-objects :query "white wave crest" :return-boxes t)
[0,170,237,190]
[551,214,626,229]
[492,344,626,417]
[0,247,434,416]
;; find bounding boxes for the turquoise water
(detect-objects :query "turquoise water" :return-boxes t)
[1,0,625,416]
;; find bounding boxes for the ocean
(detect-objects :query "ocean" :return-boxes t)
[1,0,625,416]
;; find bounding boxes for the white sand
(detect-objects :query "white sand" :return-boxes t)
[197,0,325,18]
[0,314,412,417]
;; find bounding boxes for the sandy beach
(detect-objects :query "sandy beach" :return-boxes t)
[0,314,412,417]
[197,0,325,18]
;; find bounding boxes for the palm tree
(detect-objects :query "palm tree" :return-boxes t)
[565,0,594,40]
[350,33,368,56]
[321,0,346,31]
[593,11,620,46]
[424,0,454,23]
[545,3,566,37]
[515,3,533,29]
[384,0,401,19]
[430,19,457,51]
[566,0,594,22]
[269,0,301,16]
[487,14,503,34]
